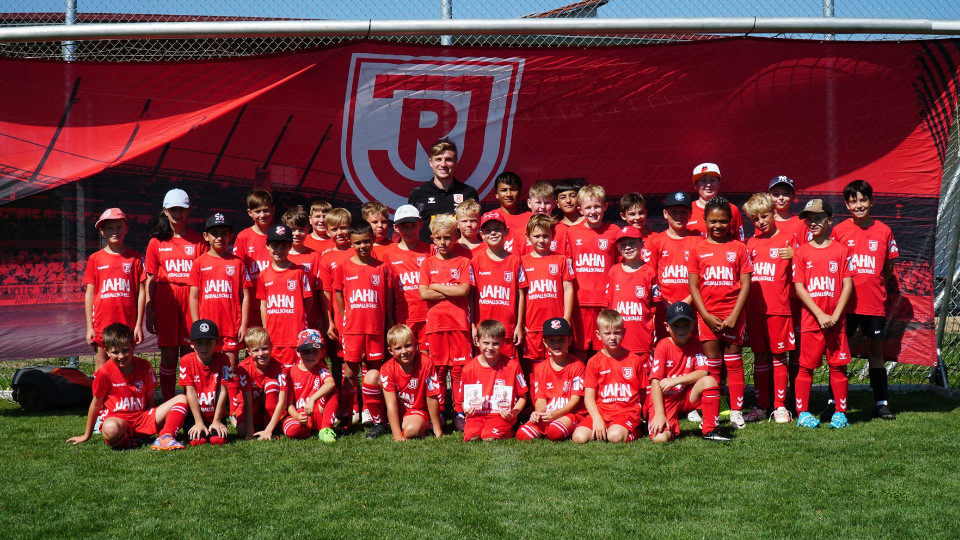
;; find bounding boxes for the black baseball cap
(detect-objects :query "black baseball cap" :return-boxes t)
[543,317,572,336]
[205,212,232,231]
[663,192,693,208]
[190,319,220,341]
[665,302,696,325]
[266,224,293,243]
[768,175,796,191]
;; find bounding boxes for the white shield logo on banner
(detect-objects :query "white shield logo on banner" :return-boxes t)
[341,53,525,210]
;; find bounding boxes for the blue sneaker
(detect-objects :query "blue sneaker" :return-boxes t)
[797,411,820,428]
[829,412,850,429]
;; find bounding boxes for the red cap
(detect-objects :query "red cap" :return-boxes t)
[95,208,127,229]
[479,210,507,229]
[615,225,642,241]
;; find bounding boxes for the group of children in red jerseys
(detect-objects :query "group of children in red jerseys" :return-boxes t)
[71,139,900,449]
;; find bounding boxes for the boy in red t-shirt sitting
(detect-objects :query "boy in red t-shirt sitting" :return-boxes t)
[648,302,727,443]
[461,320,529,441]
[68,323,188,450]
[380,324,444,441]
[179,319,234,445]
[516,318,585,442]
[793,199,855,429]
[283,329,340,443]
[235,327,287,440]
[571,310,647,444]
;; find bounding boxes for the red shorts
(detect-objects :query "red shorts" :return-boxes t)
[573,306,603,350]
[221,335,242,354]
[697,312,746,345]
[463,413,516,441]
[105,408,159,445]
[400,407,431,422]
[576,410,641,435]
[427,331,471,366]
[275,346,298,368]
[408,320,428,350]
[342,333,385,364]
[746,314,795,354]
[800,327,852,369]
[153,281,192,347]
[647,388,700,439]
[524,331,546,362]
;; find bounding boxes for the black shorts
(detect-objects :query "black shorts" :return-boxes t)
[845,314,886,340]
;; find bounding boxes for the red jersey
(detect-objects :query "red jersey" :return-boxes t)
[792,241,857,332]
[235,356,285,418]
[256,264,312,347]
[451,243,484,260]
[379,355,443,412]
[688,239,753,317]
[189,252,251,340]
[583,350,647,418]
[776,216,810,245]
[333,258,392,335]
[317,246,353,293]
[566,222,619,307]
[605,263,659,354]
[303,235,336,256]
[178,351,233,422]
[461,355,529,415]
[144,231,207,285]
[500,210,532,255]
[531,358,586,413]
[650,337,708,396]
[372,240,394,261]
[233,227,271,284]
[831,219,899,316]
[470,251,526,332]
[93,357,156,415]
[520,253,574,332]
[688,201,745,241]
[83,248,146,334]
[519,220,570,257]
[745,231,800,315]
[419,254,472,333]
[285,363,333,411]
[287,249,322,288]
[382,243,432,324]
[646,232,700,303]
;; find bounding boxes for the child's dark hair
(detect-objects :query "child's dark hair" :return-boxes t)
[618,192,647,213]
[149,210,175,241]
[349,220,373,237]
[282,205,310,228]
[554,178,585,197]
[704,196,732,219]
[495,171,522,191]
[102,322,134,350]
[246,190,273,211]
[843,179,873,201]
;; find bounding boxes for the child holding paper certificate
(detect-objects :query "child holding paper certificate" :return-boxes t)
[461,320,528,441]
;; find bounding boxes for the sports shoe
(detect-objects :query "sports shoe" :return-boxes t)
[150,433,185,451]
[701,430,731,443]
[93,416,103,435]
[772,407,792,424]
[318,427,337,444]
[742,406,766,422]
[875,404,896,420]
[366,423,390,439]
[729,410,746,429]
[361,409,374,425]
[796,411,820,429]
[351,411,362,426]
[453,413,466,432]
[818,401,836,424]
[686,410,702,424]
[829,411,850,429]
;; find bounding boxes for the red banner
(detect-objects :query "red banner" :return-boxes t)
[1,38,957,364]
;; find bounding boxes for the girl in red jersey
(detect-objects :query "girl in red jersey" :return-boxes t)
[145,188,207,402]
[687,196,753,429]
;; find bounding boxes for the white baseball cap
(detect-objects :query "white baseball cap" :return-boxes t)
[394,204,421,224]
[692,163,721,183]
[163,188,191,209]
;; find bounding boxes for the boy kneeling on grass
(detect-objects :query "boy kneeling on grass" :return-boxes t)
[282,329,340,443]
[380,324,444,441]
[68,322,188,450]
[178,319,235,445]
[647,302,728,443]
[461,320,529,441]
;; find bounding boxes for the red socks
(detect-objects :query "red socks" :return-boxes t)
[160,403,188,437]
[724,354,745,411]
[753,357,772,410]
[361,383,385,424]
[545,420,572,441]
[158,366,177,403]
[772,354,789,408]
[830,365,848,412]
[451,365,464,414]
[701,385,721,434]
[516,424,539,441]
[794,366,814,413]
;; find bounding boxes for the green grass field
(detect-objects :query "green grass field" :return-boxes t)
[2,390,958,539]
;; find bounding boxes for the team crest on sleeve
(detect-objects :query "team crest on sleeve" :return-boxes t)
[770,247,780,259]
[868,240,879,252]
[504,271,513,283]
[635,286,646,299]
[829,261,838,273]
[598,239,608,250]
[622,367,633,380]
[287,279,297,291]
[726,251,736,262]
[184,245,195,256]
[371,274,381,286]
[548,263,559,275]
[340,53,524,209]
[122,262,132,274]
[226,265,235,276]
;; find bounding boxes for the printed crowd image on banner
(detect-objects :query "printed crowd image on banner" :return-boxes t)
[1,38,957,363]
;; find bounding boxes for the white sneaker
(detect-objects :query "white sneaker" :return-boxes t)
[686,410,702,423]
[361,409,373,425]
[772,407,792,424]
[729,410,746,429]
[351,411,362,426]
